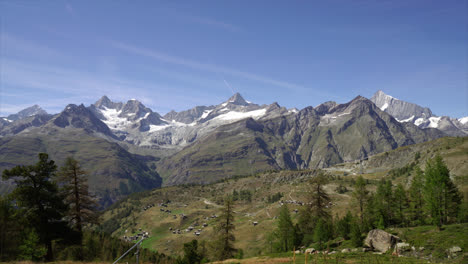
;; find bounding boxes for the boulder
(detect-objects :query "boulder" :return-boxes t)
[449,246,462,253]
[364,229,400,253]
[341,248,351,253]
[396,242,411,252]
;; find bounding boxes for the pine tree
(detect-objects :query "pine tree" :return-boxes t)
[408,167,425,225]
[2,153,68,261]
[307,171,331,219]
[374,179,394,227]
[57,157,98,259]
[0,195,22,261]
[313,218,330,250]
[424,154,461,228]
[18,229,47,261]
[336,211,352,240]
[350,218,362,247]
[213,197,236,260]
[297,206,315,246]
[394,183,408,226]
[352,176,368,225]
[275,204,296,252]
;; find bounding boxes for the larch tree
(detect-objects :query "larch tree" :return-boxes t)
[57,157,98,259]
[307,170,331,219]
[424,154,461,228]
[213,197,236,260]
[352,176,368,225]
[275,204,296,252]
[2,153,68,261]
[408,167,425,225]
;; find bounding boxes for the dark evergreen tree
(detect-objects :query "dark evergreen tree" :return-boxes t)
[2,153,68,261]
[0,195,22,261]
[408,167,425,225]
[424,154,462,228]
[394,183,409,226]
[213,197,236,260]
[275,204,296,251]
[182,240,201,264]
[307,171,331,219]
[336,211,353,240]
[57,157,98,259]
[352,176,368,225]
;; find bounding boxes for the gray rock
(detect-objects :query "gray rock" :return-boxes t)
[449,246,462,253]
[364,229,400,253]
[341,248,350,253]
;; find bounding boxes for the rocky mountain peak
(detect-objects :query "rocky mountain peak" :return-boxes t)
[226,92,249,106]
[6,105,47,121]
[370,90,433,121]
[94,96,123,110]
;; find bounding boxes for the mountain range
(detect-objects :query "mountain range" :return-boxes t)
[0,91,465,206]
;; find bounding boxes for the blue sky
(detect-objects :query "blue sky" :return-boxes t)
[1,0,466,117]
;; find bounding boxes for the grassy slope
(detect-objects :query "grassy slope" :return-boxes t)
[100,136,467,261]
[0,129,162,207]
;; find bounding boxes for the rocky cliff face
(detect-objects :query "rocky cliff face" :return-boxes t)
[158,96,444,185]
[370,90,467,136]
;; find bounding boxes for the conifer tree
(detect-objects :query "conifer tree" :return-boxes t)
[275,204,296,252]
[424,155,461,228]
[213,197,236,260]
[394,183,408,226]
[352,176,368,225]
[2,153,68,261]
[408,167,425,225]
[307,171,331,219]
[57,157,98,259]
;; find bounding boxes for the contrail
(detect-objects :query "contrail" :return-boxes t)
[223,78,235,94]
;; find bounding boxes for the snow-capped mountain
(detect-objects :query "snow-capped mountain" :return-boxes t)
[2,105,47,122]
[370,90,467,136]
[89,93,293,148]
[0,105,51,135]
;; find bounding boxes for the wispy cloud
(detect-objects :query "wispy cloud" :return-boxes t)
[111,41,317,93]
[1,33,64,59]
[0,58,225,115]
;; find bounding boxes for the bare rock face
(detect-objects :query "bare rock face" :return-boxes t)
[364,229,400,252]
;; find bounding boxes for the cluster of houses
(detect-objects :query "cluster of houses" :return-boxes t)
[142,203,155,211]
[122,228,150,242]
[169,222,209,236]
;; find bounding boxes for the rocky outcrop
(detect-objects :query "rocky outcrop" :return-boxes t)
[364,229,400,252]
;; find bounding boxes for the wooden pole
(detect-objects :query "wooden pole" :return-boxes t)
[293,247,296,264]
[305,252,308,264]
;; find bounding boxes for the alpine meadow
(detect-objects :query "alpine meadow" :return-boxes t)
[0,1,467,264]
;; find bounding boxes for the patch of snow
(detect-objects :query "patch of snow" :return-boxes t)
[2,118,12,123]
[221,102,227,107]
[459,117,468,125]
[66,106,71,110]
[200,110,213,119]
[219,108,229,112]
[396,115,415,123]
[380,102,389,111]
[245,100,252,104]
[414,118,425,126]
[148,124,170,132]
[289,108,298,113]
[428,116,441,128]
[100,106,133,130]
[214,109,266,121]
[337,112,351,117]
